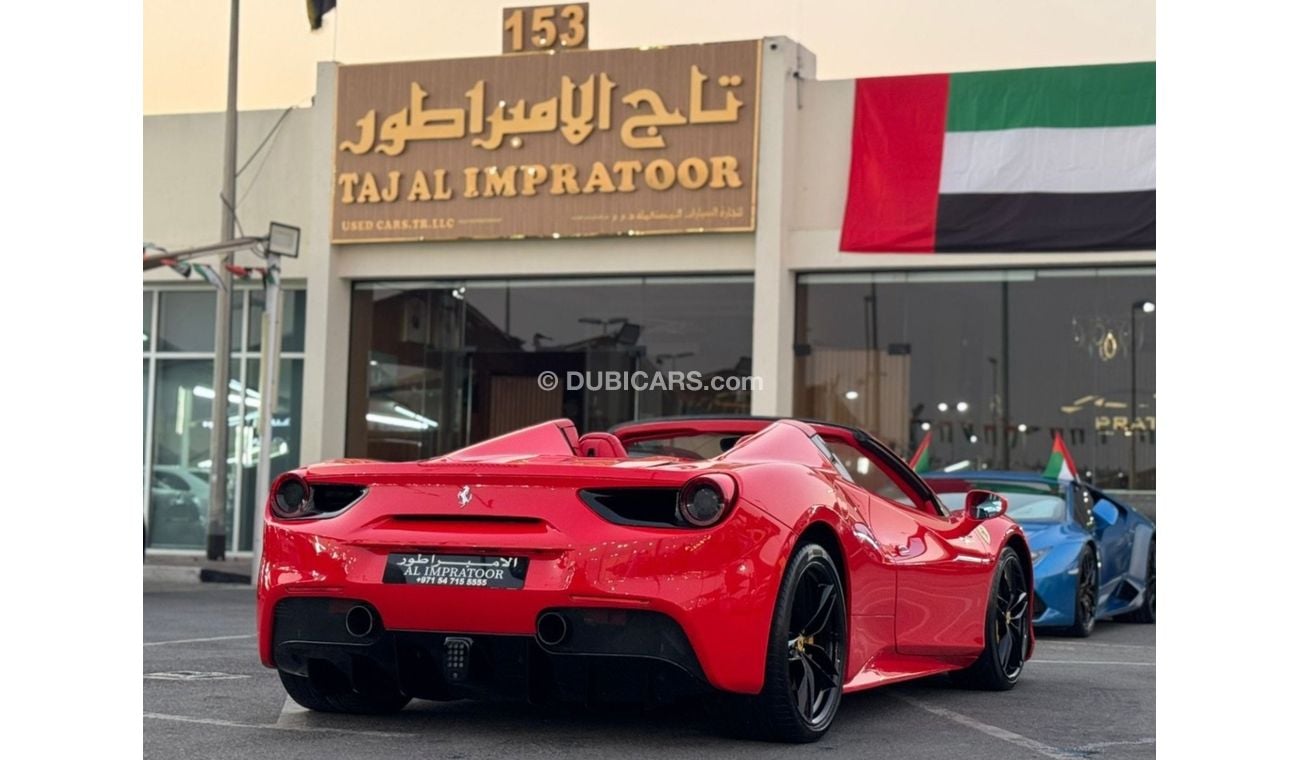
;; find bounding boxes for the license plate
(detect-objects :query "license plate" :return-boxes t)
[383,553,529,589]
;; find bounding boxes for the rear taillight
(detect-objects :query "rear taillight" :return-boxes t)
[270,474,364,520]
[677,474,737,528]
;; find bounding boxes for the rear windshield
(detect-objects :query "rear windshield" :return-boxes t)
[625,434,743,460]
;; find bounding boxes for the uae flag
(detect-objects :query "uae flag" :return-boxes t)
[306,0,337,31]
[840,62,1155,253]
[908,431,933,473]
[1042,432,1080,483]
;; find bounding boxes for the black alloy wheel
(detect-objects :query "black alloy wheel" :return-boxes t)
[952,548,1030,690]
[724,542,846,742]
[993,555,1031,679]
[786,556,846,729]
[1065,546,1099,637]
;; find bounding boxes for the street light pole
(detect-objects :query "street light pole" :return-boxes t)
[252,254,284,578]
[207,0,240,560]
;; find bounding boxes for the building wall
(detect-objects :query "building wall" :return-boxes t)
[143,109,320,283]
[144,35,1156,485]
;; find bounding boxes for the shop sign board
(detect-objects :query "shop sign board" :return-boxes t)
[332,39,761,243]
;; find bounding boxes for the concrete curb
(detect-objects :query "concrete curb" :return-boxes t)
[143,564,251,585]
[143,565,201,584]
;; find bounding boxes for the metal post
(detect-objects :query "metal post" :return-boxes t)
[252,254,283,578]
[1129,306,1138,489]
[1000,281,1011,470]
[206,0,239,560]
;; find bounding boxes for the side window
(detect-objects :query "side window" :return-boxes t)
[825,441,927,513]
[1072,484,1095,529]
[810,434,854,481]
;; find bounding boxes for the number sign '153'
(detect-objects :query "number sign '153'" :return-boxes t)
[503,4,588,53]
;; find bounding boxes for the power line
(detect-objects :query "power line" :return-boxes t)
[237,106,293,177]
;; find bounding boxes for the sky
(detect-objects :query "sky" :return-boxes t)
[144,0,1155,115]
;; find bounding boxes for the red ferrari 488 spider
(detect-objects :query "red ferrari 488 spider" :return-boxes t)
[258,416,1033,742]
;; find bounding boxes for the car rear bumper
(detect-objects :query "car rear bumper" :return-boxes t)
[257,499,791,695]
[271,597,710,703]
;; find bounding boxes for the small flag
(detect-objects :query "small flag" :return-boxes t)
[193,263,227,292]
[1042,432,1080,483]
[306,0,337,31]
[908,431,933,473]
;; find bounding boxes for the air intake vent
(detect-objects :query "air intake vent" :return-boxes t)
[312,485,366,514]
[1113,579,1141,603]
[579,488,681,528]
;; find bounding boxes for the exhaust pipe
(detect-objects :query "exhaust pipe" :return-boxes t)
[345,605,375,638]
[536,612,569,647]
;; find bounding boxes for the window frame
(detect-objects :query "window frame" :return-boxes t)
[816,426,948,518]
[143,284,307,555]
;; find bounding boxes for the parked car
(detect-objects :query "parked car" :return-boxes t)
[147,466,207,547]
[259,416,1035,742]
[925,471,1154,637]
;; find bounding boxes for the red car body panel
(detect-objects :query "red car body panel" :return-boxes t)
[258,418,1032,697]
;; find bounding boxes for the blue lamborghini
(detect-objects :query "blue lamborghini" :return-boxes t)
[925,472,1155,637]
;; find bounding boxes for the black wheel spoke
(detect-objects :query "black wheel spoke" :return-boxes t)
[1008,591,1029,621]
[795,656,815,716]
[996,627,1013,666]
[804,643,841,688]
[802,583,836,636]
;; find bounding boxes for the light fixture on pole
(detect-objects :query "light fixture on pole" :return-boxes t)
[266,222,301,258]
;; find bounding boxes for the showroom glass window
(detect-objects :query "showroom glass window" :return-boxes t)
[143,286,306,552]
[794,268,1155,490]
[347,276,754,460]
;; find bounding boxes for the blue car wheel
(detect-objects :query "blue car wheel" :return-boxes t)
[1064,545,1098,637]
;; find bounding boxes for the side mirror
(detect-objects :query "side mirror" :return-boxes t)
[1093,499,1119,527]
[965,489,1008,521]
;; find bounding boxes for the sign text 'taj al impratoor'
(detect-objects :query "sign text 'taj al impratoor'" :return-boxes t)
[332,40,761,243]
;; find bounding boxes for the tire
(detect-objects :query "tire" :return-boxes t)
[721,542,847,743]
[951,547,1030,690]
[1116,539,1155,624]
[278,669,410,715]
[1063,545,1099,638]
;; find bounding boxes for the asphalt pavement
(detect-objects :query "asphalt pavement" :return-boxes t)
[144,582,1155,759]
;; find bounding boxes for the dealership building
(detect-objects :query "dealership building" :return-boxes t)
[143,36,1155,555]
